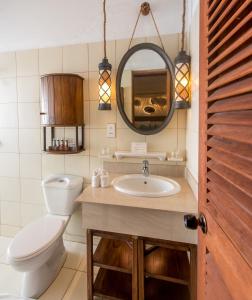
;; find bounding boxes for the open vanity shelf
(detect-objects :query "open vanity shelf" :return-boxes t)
[87,230,196,300]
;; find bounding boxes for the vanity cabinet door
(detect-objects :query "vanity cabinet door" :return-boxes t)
[198,1,252,299]
[40,74,84,126]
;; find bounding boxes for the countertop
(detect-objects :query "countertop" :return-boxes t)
[76,174,198,214]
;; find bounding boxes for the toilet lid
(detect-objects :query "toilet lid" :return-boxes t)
[8,216,64,261]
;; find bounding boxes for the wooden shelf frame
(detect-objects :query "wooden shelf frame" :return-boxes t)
[42,124,85,154]
[87,230,139,300]
[87,230,197,300]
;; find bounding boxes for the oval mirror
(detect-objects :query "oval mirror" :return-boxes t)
[116,43,175,135]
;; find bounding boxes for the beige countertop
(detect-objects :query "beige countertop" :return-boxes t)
[77,174,198,214]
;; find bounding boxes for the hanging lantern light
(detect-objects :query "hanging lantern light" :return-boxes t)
[175,0,191,109]
[98,0,112,110]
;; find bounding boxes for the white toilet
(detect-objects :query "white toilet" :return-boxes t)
[7,174,83,299]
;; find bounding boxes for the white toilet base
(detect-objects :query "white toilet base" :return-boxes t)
[21,239,67,299]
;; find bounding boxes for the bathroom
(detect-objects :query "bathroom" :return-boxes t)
[0,0,251,299]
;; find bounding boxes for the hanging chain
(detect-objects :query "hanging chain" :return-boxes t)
[181,0,186,51]
[128,2,165,51]
[103,0,107,58]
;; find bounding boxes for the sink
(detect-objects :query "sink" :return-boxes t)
[111,174,181,197]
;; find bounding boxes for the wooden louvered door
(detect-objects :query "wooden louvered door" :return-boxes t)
[198,1,252,299]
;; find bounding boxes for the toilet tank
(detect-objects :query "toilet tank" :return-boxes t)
[42,174,83,216]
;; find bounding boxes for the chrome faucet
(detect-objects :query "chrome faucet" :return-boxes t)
[142,160,149,177]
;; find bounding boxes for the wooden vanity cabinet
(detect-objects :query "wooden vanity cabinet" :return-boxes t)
[87,230,197,300]
[40,74,84,126]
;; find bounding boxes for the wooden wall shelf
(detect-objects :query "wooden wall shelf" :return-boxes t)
[40,73,85,154]
[42,125,85,154]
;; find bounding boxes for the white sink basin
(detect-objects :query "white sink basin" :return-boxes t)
[112,174,181,197]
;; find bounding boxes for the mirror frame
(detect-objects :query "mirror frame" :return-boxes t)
[116,43,175,135]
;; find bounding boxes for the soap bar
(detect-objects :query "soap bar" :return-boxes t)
[131,142,147,154]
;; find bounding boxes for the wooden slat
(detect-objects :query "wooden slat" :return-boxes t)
[205,210,252,300]
[208,61,252,91]
[207,170,252,216]
[208,0,221,16]
[207,195,252,269]
[208,28,252,69]
[208,44,252,80]
[208,0,230,26]
[205,253,233,300]
[208,0,252,47]
[208,93,252,113]
[208,12,252,57]
[208,11,252,58]
[207,136,252,161]
[207,124,252,144]
[207,148,252,179]
[207,111,252,126]
[208,77,252,102]
[207,181,252,229]
[207,160,252,197]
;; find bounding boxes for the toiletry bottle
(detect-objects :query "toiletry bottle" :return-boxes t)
[100,169,110,188]
[91,169,100,188]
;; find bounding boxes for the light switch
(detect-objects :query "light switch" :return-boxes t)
[106,123,116,138]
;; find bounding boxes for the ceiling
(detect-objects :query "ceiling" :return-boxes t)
[0,0,183,52]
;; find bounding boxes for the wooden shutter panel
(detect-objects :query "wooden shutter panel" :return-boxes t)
[199,0,252,299]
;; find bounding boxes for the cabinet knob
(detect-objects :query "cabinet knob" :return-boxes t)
[184,213,207,234]
[40,112,46,115]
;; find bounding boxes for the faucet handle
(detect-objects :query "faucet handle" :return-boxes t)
[143,159,149,166]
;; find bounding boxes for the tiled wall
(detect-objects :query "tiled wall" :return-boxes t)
[0,34,187,242]
[186,0,199,198]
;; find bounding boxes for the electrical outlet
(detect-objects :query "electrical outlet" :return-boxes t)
[106,123,116,138]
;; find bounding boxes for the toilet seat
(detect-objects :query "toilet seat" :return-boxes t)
[8,216,64,261]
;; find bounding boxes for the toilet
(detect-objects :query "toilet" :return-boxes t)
[7,174,83,299]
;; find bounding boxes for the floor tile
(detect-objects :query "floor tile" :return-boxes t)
[0,264,23,296]
[64,241,85,270]
[39,268,76,300]
[62,271,87,300]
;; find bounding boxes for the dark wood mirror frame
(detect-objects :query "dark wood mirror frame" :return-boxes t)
[116,43,175,135]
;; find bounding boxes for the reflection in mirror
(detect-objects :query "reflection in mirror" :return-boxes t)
[117,44,174,135]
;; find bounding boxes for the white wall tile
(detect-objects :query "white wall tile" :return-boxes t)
[20,203,45,226]
[39,47,63,74]
[89,129,117,156]
[0,103,18,128]
[21,179,43,204]
[20,154,42,179]
[0,78,17,103]
[18,102,40,128]
[89,40,115,72]
[0,178,20,202]
[1,201,20,226]
[0,153,19,177]
[0,129,18,153]
[0,52,16,78]
[146,128,177,153]
[89,100,116,128]
[16,49,39,76]
[63,44,88,73]
[117,128,145,151]
[42,154,65,178]
[17,76,40,102]
[64,155,89,178]
[19,129,41,153]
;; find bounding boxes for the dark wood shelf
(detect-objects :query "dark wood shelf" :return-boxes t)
[93,238,133,274]
[94,269,132,300]
[144,247,190,285]
[46,146,84,154]
[144,277,190,300]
